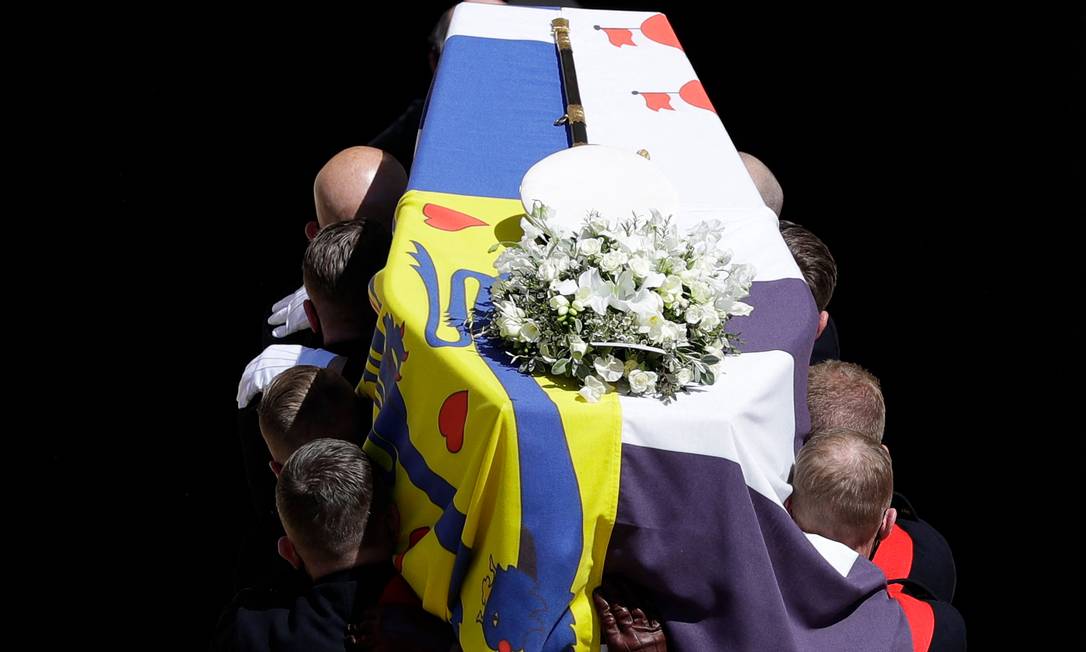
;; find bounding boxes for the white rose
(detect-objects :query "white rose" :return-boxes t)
[578,238,603,257]
[599,250,629,273]
[593,354,625,382]
[628,255,652,278]
[698,310,721,330]
[627,369,658,395]
[689,281,713,304]
[684,304,705,324]
[675,367,693,386]
[549,295,570,315]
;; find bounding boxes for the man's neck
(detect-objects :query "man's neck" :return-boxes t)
[320,325,366,351]
[306,544,391,582]
[854,538,876,560]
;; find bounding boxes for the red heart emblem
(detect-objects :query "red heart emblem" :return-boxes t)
[423,203,487,232]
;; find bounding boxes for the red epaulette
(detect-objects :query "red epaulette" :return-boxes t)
[891,589,935,652]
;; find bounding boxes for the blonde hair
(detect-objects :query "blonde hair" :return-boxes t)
[807,360,886,442]
[791,429,892,550]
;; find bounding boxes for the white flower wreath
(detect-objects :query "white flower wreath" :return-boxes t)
[482,202,755,402]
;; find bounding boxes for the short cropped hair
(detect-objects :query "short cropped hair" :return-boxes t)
[276,438,374,564]
[779,220,837,312]
[302,219,389,328]
[807,360,886,442]
[791,429,893,551]
[257,365,362,463]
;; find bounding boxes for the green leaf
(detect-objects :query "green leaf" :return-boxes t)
[574,363,591,380]
[551,358,569,375]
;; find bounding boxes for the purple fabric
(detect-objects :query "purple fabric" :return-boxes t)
[606,445,912,652]
[726,277,817,451]
[725,278,818,358]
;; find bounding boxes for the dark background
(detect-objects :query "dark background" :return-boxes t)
[112,2,1076,648]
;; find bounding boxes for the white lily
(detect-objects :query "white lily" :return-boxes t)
[607,271,638,312]
[625,286,664,317]
[575,268,614,315]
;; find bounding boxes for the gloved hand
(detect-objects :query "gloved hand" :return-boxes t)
[236,344,344,408]
[267,285,311,338]
[593,589,667,652]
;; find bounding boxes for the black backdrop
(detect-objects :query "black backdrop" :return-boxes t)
[115,3,1077,648]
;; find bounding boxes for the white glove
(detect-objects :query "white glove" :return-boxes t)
[267,286,311,338]
[236,345,344,408]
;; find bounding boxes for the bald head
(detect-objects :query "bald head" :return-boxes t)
[739,152,783,217]
[314,146,407,232]
[791,429,893,552]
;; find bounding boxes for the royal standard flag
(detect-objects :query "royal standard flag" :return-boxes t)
[360,4,913,651]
